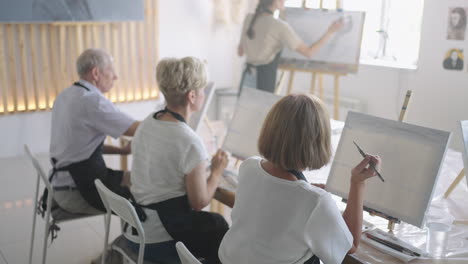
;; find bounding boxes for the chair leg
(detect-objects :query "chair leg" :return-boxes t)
[101,212,112,264]
[41,193,54,264]
[29,176,40,264]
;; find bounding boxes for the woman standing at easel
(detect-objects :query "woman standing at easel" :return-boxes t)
[238,0,343,93]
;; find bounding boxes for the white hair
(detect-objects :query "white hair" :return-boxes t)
[76,48,112,78]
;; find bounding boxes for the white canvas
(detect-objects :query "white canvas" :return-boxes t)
[460,120,468,188]
[222,88,282,159]
[326,112,451,228]
[280,8,365,73]
[189,82,215,133]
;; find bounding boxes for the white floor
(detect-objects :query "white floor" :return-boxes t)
[0,153,121,264]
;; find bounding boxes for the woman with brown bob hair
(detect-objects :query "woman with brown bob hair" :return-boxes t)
[219,94,381,264]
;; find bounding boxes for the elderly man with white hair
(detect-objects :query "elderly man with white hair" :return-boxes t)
[46,48,140,215]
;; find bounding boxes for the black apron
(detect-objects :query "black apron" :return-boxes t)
[130,108,229,264]
[239,52,282,95]
[42,82,130,213]
[288,170,320,264]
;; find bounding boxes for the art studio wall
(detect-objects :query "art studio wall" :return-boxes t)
[291,0,468,151]
[0,0,245,158]
[1,0,468,159]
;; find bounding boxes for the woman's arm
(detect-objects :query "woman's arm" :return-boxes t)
[123,121,140,137]
[214,187,235,208]
[238,44,244,57]
[342,155,381,254]
[295,19,344,58]
[102,140,131,155]
[185,150,228,211]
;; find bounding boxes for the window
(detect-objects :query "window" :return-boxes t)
[284,0,425,69]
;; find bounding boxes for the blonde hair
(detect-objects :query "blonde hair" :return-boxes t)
[156,57,208,107]
[258,94,331,171]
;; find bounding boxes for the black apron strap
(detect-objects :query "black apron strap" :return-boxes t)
[38,158,75,217]
[287,169,308,182]
[73,81,90,91]
[153,107,186,123]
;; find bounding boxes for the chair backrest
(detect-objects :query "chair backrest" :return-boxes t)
[176,242,202,264]
[95,179,147,264]
[94,179,145,240]
[24,144,52,192]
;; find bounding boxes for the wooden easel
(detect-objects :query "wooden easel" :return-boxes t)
[367,90,413,232]
[443,135,467,226]
[276,67,345,120]
[444,162,468,225]
[276,0,347,120]
[444,169,465,198]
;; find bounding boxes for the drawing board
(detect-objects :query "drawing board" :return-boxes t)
[222,88,282,159]
[460,120,468,188]
[189,82,215,133]
[280,8,365,73]
[326,112,451,228]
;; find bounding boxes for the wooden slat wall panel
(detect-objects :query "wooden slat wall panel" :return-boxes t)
[30,25,40,109]
[40,25,51,109]
[0,0,159,114]
[0,25,8,113]
[6,25,19,112]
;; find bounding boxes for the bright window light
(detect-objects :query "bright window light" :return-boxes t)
[284,0,425,68]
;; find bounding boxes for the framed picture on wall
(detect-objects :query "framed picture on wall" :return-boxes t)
[443,48,464,71]
[447,7,467,41]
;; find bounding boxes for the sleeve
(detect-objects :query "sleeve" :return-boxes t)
[181,138,209,175]
[280,22,303,51]
[85,95,136,139]
[304,193,353,264]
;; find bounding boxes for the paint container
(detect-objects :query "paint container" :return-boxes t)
[425,222,451,258]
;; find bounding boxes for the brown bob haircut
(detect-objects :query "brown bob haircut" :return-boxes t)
[258,94,332,171]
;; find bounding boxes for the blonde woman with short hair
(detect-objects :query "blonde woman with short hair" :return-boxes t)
[126,57,234,264]
[219,94,381,264]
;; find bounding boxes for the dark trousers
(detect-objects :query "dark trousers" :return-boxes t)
[67,143,130,212]
[143,196,229,264]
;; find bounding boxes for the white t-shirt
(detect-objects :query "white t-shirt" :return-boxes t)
[49,80,135,187]
[240,14,302,65]
[219,157,353,264]
[125,113,209,244]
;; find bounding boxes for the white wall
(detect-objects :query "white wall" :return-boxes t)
[2,0,467,159]
[0,0,244,159]
[158,0,244,89]
[291,0,468,151]
[405,0,468,151]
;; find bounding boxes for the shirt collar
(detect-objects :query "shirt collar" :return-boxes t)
[77,79,101,94]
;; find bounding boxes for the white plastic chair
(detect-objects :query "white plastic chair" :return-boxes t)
[95,179,159,264]
[175,242,202,264]
[25,144,102,264]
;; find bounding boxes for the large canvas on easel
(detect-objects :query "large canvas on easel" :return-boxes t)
[280,8,365,74]
[460,120,468,188]
[326,112,451,228]
[222,88,282,159]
